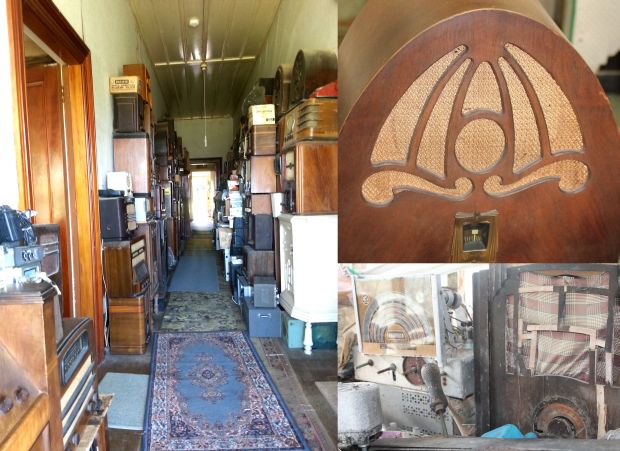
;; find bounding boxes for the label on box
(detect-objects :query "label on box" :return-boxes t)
[110,76,143,94]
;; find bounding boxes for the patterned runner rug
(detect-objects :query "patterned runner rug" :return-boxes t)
[144,331,309,450]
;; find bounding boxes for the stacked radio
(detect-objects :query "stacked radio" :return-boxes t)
[217,48,338,353]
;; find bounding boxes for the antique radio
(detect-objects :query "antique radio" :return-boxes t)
[98,196,136,240]
[109,294,149,354]
[243,245,274,284]
[281,141,337,214]
[102,237,149,298]
[474,264,620,438]
[289,49,338,106]
[282,98,337,149]
[247,194,272,215]
[339,0,620,263]
[123,63,152,107]
[166,217,178,261]
[56,317,102,447]
[113,93,144,133]
[250,155,277,194]
[157,156,172,181]
[156,219,168,298]
[249,124,276,155]
[350,268,478,437]
[136,221,159,306]
[113,133,152,194]
[253,276,277,308]
[251,214,274,251]
[161,181,173,214]
[154,122,169,156]
[274,63,292,118]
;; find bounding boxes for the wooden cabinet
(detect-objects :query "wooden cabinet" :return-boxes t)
[113,133,151,194]
[123,63,151,107]
[166,217,178,261]
[102,237,149,298]
[250,155,276,194]
[0,283,63,450]
[250,125,276,155]
[109,295,148,354]
[136,221,158,334]
[281,141,337,213]
[243,245,274,284]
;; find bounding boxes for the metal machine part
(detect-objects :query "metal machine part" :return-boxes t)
[402,357,426,386]
[338,382,383,450]
[421,362,449,437]
[353,350,474,400]
[378,384,454,436]
[532,397,590,439]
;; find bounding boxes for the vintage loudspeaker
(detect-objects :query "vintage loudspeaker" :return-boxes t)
[289,49,338,106]
[339,0,620,263]
[113,93,144,133]
[243,245,274,284]
[474,264,620,439]
[154,122,169,156]
[274,63,292,118]
[251,214,274,251]
[253,276,277,308]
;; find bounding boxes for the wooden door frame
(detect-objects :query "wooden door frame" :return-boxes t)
[7,0,104,363]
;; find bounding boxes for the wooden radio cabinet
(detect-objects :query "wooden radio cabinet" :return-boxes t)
[0,283,109,450]
[109,294,149,355]
[102,237,150,298]
[281,141,337,214]
[113,133,152,194]
[339,0,620,263]
[250,155,277,194]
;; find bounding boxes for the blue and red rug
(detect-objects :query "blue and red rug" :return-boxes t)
[143,331,309,450]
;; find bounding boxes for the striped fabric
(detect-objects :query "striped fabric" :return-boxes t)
[535,331,590,382]
[506,271,614,383]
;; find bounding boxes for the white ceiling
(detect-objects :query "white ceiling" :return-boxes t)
[129,0,281,118]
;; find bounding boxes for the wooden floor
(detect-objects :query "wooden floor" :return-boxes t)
[98,234,337,450]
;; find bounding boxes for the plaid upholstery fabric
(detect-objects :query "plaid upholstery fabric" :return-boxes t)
[520,291,559,326]
[565,292,608,331]
[509,271,613,383]
[519,271,610,289]
[535,331,590,382]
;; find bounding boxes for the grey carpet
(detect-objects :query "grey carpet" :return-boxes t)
[315,381,337,414]
[168,253,219,292]
[99,372,149,430]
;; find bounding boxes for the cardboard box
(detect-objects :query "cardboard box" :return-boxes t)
[248,104,276,127]
[110,76,143,95]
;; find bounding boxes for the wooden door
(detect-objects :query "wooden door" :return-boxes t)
[25,63,73,315]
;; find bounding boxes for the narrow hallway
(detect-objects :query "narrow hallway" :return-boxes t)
[100,228,337,450]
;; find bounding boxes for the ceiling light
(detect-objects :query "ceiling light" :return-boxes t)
[188,17,200,28]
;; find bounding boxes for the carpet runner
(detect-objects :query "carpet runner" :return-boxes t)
[143,331,309,450]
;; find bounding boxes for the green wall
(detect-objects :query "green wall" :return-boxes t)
[52,0,165,189]
[174,117,234,160]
